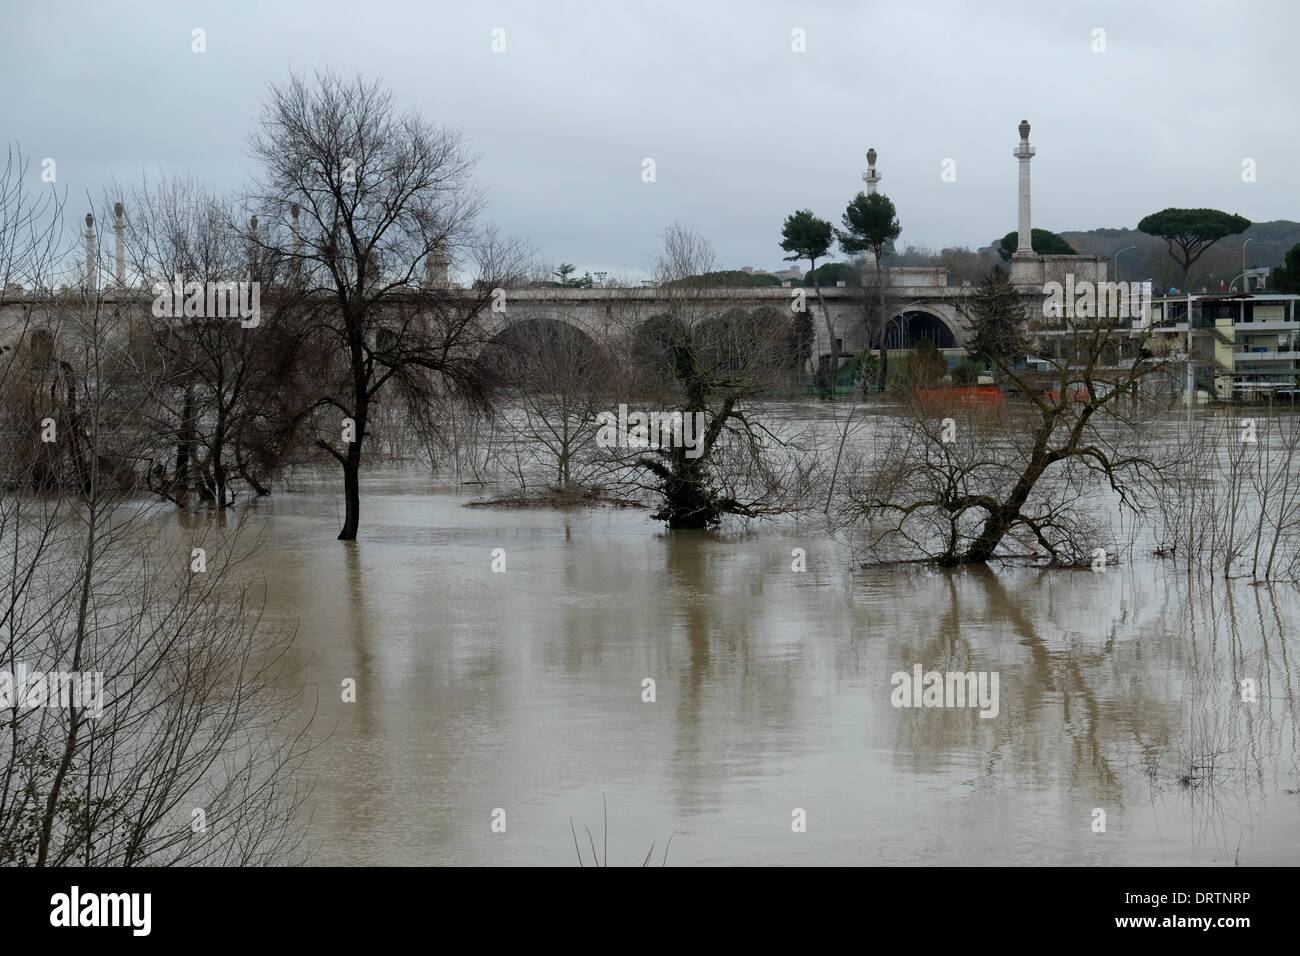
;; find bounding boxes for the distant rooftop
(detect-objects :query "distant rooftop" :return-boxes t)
[1153,291,1300,301]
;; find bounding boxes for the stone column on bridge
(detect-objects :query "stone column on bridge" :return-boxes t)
[83,213,96,291]
[1011,120,1041,287]
[1013,120,1036,259]
[425,240,450,288]
[863,147,880,196]
[861,147,881,269]
[113,202,126,287]
[249,215,259,280]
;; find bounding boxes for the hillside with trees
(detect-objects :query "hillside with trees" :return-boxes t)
[1061,220,1300,291]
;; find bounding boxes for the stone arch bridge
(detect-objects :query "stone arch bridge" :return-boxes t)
[483,271,992,362]
[2,271,1056,367]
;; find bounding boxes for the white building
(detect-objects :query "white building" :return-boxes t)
[1148,292,1300,399]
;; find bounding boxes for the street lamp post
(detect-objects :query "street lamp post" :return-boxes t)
[1113,245,1135,283]
[889,300,932,350]
[888,312,911,349]
[1227,270,1249,335]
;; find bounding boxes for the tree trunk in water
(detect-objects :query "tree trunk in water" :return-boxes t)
[963,512,1010,565]
[174,381,196,508]
[338,446,361,540]
[558,418,570,488]
[662,475,717,528]
[659,452,719,529]
[235,440,271,497]
[212,451,229,508]
[964,460,1045,563]
[339,325,368,541]
[212,404,229,508]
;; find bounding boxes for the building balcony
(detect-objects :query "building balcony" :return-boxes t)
[1235,319,1299,332]
[1233,350,1300,362]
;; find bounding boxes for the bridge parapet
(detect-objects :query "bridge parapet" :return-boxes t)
[1,280,1053,359]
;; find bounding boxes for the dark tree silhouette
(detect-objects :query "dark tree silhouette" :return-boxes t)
[779,209,834,392]
[837,192,901,392]
[996,228,1075,261]
[249,71,524,539]
[1137,208,1251,289]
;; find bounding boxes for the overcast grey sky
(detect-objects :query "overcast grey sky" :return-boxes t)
[3,0,1296,277]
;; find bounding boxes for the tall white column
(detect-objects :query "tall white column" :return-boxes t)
[113,202,126,287]
[1013,120,1035,258]
[425,239,449,288]
[84,213,96,290]
[861,147,880,269]
[863,147,880,196]
[249,215,259,279]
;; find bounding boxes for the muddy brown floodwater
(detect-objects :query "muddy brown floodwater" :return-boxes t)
[211,458,1300,866]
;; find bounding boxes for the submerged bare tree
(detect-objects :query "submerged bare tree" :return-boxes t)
[849,266,1171,566]
[249,70,525,539]
[1,280,312,866]
[483,316,619,497]
[607,224,813,528]
[1153,412,1300,580]
[119,177,304,508]
[0,147,73,489]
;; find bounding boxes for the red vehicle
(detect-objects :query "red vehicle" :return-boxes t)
[915,385,1005,410]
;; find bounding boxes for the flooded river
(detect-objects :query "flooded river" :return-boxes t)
[224,463,1300,866]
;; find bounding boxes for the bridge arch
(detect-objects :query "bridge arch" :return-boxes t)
[627,304,792,373]
[486,303,612,341]
[483,315,613,388]
[885,308,960,349]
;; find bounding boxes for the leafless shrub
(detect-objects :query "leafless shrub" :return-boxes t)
[1153,411,1300,580]
[1,272,313,866]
